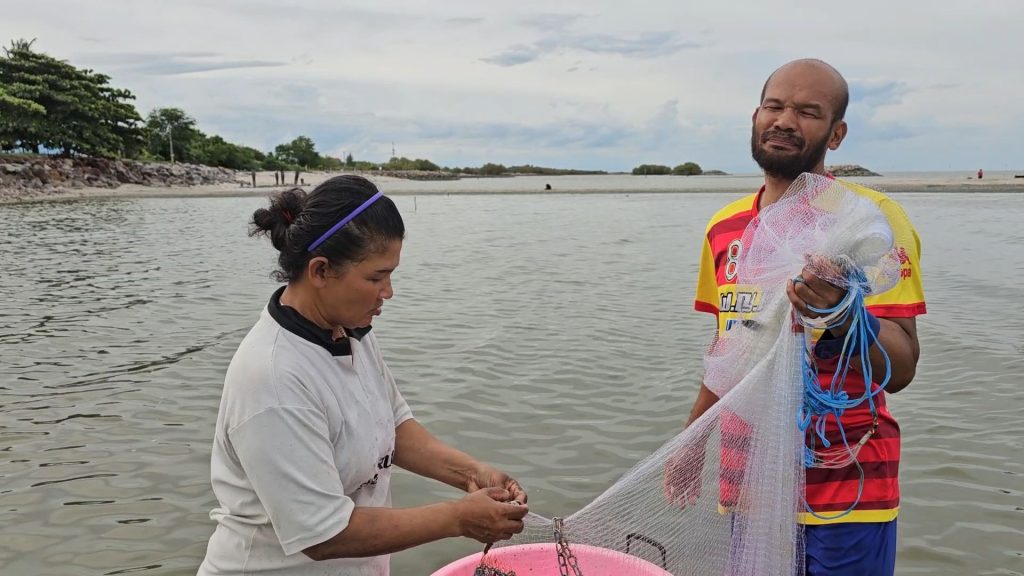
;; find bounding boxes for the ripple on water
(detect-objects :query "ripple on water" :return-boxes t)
[1,194,1022,575]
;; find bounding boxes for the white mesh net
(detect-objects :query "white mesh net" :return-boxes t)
[466,174,908,576]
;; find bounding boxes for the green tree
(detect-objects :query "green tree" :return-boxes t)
[101,84,146,158]
[413,158,439,171]
[383,156,410,170]
[672,162,703,175]
[506,164,606,176]
[383,156,439,171]
[321,155,344,170]
[0,39,283,166]
[632,164,672,175]
[261,153,289,172]
[0,38,144,157]
[0,84,46,151]
[479,162,507,176]
[145,107,204,163]
[345,153,354,166]
[275,135,321,168]
[350,160,379,171]
[201,135,264,170]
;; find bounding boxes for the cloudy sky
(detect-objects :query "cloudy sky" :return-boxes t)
[3,0,1021,172]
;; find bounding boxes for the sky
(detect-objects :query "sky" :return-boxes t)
[3,0,1022,173]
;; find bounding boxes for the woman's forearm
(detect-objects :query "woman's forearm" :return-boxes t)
[394,419,479,490]
[304,503,459,560]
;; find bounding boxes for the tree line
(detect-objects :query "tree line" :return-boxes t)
[0,39,361,172]
[0,39,145,158]
[632,162,704,176]
[2,39,701,176]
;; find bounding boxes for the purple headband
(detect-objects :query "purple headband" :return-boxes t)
[307,191,384,252]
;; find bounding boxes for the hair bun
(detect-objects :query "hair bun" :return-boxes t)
[250,188,308,251]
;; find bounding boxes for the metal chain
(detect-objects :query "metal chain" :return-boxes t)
[553,517,584,576]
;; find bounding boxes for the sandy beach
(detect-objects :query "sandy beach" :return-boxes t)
[4,169,1023,204]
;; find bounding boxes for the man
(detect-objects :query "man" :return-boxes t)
[682,59,926,575]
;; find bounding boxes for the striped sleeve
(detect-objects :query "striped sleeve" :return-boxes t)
[695,231,719,316]
[694,193,760,318]
[864,197,926,318]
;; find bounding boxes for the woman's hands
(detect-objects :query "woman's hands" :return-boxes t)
[465,463,528,504]
[453,487,528,544]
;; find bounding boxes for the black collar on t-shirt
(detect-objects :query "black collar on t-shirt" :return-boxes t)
[267,286,372,357]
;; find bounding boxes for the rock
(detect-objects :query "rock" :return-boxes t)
[371,169,460,181]
[827,164,881,177]
[113,164,135,183]
[0,155,240,200]
[30,163,50,183]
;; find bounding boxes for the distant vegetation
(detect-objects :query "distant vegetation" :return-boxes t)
[1,38,660,177]
[631,162,704,176]
[0,39,145,158]
[451,164,606,176]
[673,162,703,175]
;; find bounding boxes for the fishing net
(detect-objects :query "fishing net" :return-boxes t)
[469,174,909,576]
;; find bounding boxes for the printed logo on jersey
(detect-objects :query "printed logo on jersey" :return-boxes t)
[897,246,914,279]
[724,239,742,281]
[357,449,395,490]
[719,289,761,315]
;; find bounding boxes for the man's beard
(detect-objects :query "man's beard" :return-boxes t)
[750,127,830,180]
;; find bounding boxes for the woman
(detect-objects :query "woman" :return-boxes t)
[199,176,528,575]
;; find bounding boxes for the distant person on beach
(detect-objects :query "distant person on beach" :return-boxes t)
[665,59,926,576]
[978,168,984,179]
[197,176,528,576]
[294,169,300,185]
[274,172,280,186]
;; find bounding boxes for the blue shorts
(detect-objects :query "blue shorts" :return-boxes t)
[804,520,897,576]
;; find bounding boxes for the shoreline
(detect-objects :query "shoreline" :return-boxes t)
[3,172,1023,205]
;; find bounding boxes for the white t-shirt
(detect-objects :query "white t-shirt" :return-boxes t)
[199,294,413,576]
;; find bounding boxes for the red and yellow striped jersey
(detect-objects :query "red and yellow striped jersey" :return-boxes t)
[695,180,926,525]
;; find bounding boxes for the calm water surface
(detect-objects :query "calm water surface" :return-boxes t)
[1,189,1021,575]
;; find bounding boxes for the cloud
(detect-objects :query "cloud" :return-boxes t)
[206,0,419,26]
[857,122,920,143]
[844,79,920,143]
[517,13,585,32]
[4,0,1023,171]
[138,60,285,76]
[482,45,544,67]
[86,51,221,62]
[564,31,703,58]
[445,17,485,26]
[191,87,672,168]
[849,80,911,107]
[484,30,702,67]
[645,99,683,140]
[81,52,286,76]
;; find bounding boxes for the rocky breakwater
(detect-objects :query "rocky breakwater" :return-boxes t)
[0,156,238,201]
[827,164,881,177]
[371,169,459,181]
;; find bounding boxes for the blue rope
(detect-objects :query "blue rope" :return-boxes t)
[796,273,892,520]
[801,459,866,522]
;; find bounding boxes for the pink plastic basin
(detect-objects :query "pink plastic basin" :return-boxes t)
[431,542,672,576]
